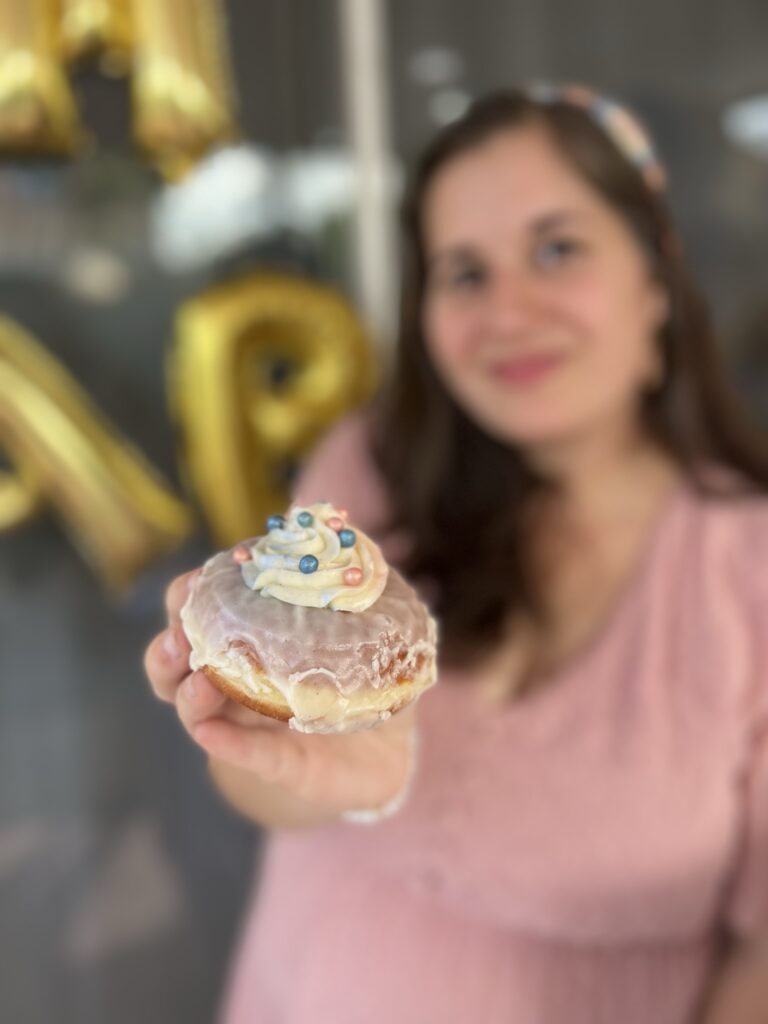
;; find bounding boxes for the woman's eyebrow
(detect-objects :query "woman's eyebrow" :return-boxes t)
[528,209,589,234]
[426,245,479,271]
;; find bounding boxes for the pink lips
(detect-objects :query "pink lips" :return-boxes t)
[488,352,563,386]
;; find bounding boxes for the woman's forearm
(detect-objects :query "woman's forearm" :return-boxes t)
[207,756,340,830]
[699,934,768,1024]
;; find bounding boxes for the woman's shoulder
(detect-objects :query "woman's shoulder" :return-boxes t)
[291,410,390,532]
[723,491,768,594]
[298,409,374,471]
[687,473,768,549]
[683,475,768,605]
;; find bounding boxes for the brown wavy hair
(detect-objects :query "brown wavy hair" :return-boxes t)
[371,89,768,671]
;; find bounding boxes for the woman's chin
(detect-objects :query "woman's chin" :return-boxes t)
[478,414,582,452]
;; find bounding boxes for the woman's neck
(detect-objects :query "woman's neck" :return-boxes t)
[524,418,680,529]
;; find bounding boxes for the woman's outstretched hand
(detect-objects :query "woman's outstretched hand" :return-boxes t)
[143,570,416,828]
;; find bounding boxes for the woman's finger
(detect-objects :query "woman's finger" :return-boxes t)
[194,720,410,811]
[191,703,417,814]
[144,626,192,702]
[193,717,308,788]
[175,670,230,734]
[165,569,201,625]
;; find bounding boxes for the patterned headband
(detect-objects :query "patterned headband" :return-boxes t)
[526,82,667,193]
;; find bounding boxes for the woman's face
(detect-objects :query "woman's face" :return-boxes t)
[421,123,668,453]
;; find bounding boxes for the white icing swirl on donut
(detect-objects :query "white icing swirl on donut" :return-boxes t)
[240,502,388,612]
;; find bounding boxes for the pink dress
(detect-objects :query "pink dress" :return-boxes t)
[220,416,768,1024]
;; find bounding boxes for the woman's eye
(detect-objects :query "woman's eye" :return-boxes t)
[444,265,486,290]
[533,237,582,269]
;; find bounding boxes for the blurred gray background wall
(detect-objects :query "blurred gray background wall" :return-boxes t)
[2,1,768,1022]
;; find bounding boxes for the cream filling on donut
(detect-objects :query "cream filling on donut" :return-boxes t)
[243,502,389,612]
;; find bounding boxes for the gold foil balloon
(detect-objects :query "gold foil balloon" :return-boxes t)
[170,273,377,546]
[59,0,134,75]
[131,0,238,180]
[0,0,82,155]
[0,315,193,589]
[0,461,41,530]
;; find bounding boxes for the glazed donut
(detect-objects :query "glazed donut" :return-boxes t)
[180,502,438,733]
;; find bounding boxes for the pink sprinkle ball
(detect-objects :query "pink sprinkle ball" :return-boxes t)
[326,516,344,531]
[343,567,363,586]
[232,546,252,563]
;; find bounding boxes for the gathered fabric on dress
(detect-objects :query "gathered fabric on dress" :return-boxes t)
[220,415,768,1024]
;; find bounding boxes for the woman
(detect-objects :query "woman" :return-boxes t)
[145,87,768,1023]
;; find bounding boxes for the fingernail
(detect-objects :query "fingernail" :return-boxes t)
[184,674,198,700]
[162,628,182,660]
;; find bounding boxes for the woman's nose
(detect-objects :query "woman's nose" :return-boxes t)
[485,273,542,331]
